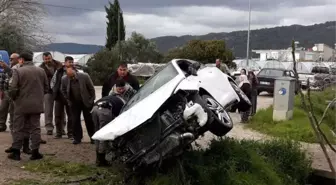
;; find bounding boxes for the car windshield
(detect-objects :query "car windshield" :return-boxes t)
[122,63,179,112]
[258,69,284,77]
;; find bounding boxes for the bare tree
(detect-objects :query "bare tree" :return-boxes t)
[291,40,335,173]
[0,0,52,52]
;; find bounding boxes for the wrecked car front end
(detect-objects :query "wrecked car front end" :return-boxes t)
[92,59,247,169]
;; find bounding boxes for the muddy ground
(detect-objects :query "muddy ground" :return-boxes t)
[0,87,334,184]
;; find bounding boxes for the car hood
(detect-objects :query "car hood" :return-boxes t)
[92,75,185,141]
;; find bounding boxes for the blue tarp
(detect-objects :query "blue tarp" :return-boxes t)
[0,50,10,72]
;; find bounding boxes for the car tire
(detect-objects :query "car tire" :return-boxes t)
[201,94,233,136]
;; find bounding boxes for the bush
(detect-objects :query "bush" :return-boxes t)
[141,139,312,185]
[86,49,121,85]
[248,87,336,143]
[294,87,336,132]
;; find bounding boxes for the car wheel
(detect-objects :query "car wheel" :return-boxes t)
[201,94,233,136]
[229,81,251,106]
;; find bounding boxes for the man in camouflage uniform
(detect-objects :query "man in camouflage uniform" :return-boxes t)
[8,52,48,161]
[0,54,34,154]
[215,59,230,74]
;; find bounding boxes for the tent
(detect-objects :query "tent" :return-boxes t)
[33,51,65,63]
[286,62,311,73]
[263,60,285,69]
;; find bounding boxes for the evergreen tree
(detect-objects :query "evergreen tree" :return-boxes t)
[105,0,125,50]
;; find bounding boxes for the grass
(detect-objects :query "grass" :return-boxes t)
[12,139,312,185]
[248,86,336,143]
[11,158,123,185]
[142,139,312,185]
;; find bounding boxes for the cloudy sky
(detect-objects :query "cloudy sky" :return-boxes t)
[41,0,336,45]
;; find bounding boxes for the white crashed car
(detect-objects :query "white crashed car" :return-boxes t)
[92,59,251,169]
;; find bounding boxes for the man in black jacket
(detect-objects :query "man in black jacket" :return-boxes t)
[101,62,139,97]
[91,95,125,166]
[50,56,74,139]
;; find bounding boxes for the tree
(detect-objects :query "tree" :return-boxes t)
[86,49,121,85]
[0,0,50,53]
[115,32,163,63]
[164,40,236,68]
[86,32,164,84]
[105,0,125,50]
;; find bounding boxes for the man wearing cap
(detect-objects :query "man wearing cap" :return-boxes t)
[8,52,49,161]
[0,53,19,132]
[92,79,136,166]
[0,54,35,154]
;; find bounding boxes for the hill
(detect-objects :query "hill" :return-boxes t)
[151,21,336,57]
[45,21,336,57]
[44,43,103,54]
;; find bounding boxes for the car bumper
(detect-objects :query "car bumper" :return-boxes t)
[257,85,274,93]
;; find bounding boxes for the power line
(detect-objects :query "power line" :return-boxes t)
[23,1,103,11]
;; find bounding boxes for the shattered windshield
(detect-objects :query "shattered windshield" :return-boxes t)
[122,63,179,112]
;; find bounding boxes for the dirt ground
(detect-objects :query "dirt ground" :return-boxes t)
[0,87,334,184]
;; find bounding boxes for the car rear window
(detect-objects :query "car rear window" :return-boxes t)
[311,67,329,74]
[258,69,283,77]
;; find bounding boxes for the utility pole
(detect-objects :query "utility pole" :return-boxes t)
[118,8,122,61]
[246,0,251,67]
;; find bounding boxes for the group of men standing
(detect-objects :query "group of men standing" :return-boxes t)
[0,51,140,163]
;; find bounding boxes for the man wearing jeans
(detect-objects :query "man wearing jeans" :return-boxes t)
[50,56,74,139]
[39,52,62,135]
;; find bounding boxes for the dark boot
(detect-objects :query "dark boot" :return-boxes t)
[5,146,14,153]
[40,139,47,144]
[22,138,32,154]
[8,149,21,161]
[30,149,43,160]
[0,125,7,132]
[96,152,109,167]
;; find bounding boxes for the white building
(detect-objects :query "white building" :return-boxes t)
[253,43,336,62]
[312,43,335,61]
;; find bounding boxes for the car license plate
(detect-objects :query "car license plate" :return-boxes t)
[260,81,270,85]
